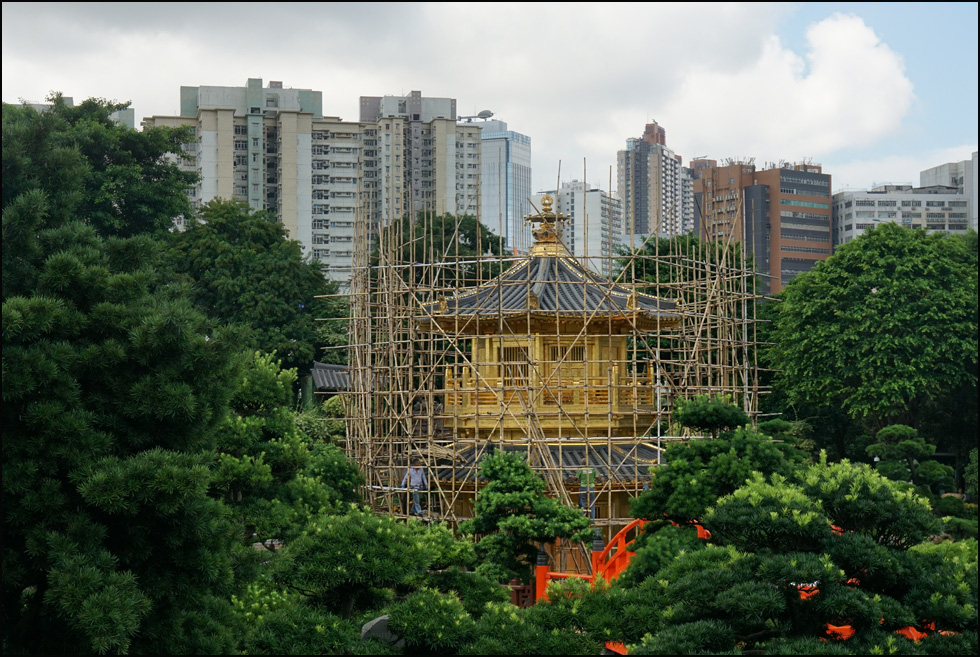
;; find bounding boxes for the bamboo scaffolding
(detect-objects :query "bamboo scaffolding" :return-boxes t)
[329,174,764,561]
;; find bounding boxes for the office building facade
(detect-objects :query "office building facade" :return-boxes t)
[695,161,833,294]
[832,185,971,245]
[919,154,977,230]
[359,91,483,222]
[477,119,533,252]
[144,82,484,283]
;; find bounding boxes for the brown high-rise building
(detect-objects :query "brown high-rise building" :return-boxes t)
[617,121,688,238]
[694,161,832,294]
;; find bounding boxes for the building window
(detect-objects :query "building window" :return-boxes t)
[780,199,830,210]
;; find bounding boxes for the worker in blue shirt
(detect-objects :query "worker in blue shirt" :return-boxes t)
[578,456,598,519]
[401,460,428,516]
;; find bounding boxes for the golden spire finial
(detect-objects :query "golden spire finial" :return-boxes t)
[523,193,571,255]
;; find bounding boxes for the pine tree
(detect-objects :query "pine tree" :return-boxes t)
[213,351,362,550]
[3,99,242,654]
[462,450,592,583]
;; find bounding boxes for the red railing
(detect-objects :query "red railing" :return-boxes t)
[534,519,648,602]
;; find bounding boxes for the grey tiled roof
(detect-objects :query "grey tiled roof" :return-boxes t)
[422,253,678,320]
[312,362,349,391]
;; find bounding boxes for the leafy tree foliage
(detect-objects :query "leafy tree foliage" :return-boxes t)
[213,351,362,549]
[229,577,377,656]
[294,395,347,446]
[3,99,244,654]
[768,223,978,455]
[630,426,793,524]
[2,96,195,240]
[460,579,610,655]
[758,418,814,465]
[168,199,333,372]
[622,460,974,655]
[461,450,592,583]
[389,589,477,653]
[372,212,506,287]
[314,292,351,366]
[967,449,979,500]
[625,425,794,586]
[866,424,954,495]
[272,508,433,618]
[418,568,510,619]
[672,393,750,438]
[3,217,236,651]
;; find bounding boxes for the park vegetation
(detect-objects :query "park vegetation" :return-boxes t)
[3,97,977,654]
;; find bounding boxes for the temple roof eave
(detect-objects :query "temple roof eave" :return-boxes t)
[413,194,681,330]
[417,312,682,335]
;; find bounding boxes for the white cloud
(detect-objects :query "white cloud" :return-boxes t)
[658,14,914,168]
[1,4,955,198]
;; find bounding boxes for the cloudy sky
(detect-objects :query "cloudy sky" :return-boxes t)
[3,2,976,194]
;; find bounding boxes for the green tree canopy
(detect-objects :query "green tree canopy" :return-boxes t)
[622,461,974,655]
[168,199,333,372]
[967,449,979,500]
[372,211,506,287]
[272,507,434,618]
[461,450,592,583]
[624,425,794,586]
[212,351,362,551]
[2,96,195,240]
[630,415,792,525]
[865,424,954,496]
[672,393,750,438]
[2,219,242,653]
[768,223,978,447]
[2,96,250,655]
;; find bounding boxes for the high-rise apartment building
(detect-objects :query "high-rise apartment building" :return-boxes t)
[694,161,833,294]
[143,78,343,265]
[617,121,691,241]
[477,119,532,252]
[532,180,623,276]
[832,184,971,245]
[359,91,482,222]
[144,82,484,284]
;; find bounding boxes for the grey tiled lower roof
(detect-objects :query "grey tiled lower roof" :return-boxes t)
[396,442,662,483]
[312,362,349,391]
